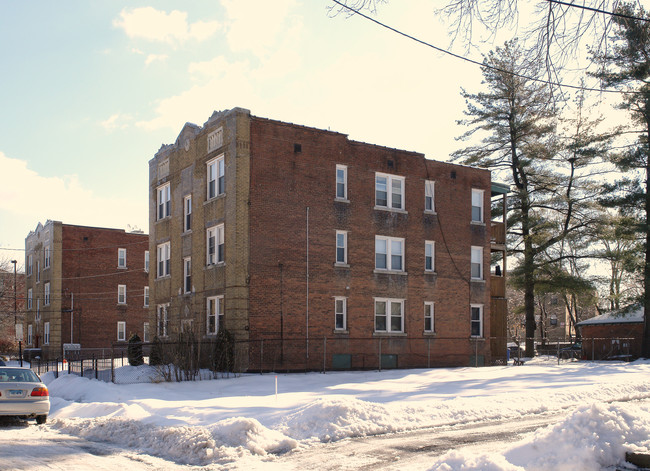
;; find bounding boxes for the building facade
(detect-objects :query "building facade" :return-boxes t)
[23,221,149,359]
[149,107,508,370]
[0,266,25,351]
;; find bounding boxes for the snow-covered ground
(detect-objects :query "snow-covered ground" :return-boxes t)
[3,357,650,470]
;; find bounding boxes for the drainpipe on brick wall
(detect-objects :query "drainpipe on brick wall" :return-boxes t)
[306,207,310,361]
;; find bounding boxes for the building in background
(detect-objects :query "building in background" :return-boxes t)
[149,107,508,370]
[0,265,25,351]
[23,221,149,359]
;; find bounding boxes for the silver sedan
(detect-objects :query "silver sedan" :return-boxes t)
[0,367,50,424]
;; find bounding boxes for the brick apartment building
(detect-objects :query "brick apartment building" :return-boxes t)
[149,107,508,370]
[22,221,150,359]
[0,265,25,350]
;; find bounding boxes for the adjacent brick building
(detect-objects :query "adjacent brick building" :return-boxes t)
[577,306,643,360]
[22,221,150,359]
[149,107,508,370]
[0,266,25,350]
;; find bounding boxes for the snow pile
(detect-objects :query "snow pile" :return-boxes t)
[39,358,650,468]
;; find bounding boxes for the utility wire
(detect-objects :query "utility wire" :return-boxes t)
[329,0,635,94]
[545,0,650,23]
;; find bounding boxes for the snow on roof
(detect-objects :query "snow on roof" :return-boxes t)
[577,306,644,326]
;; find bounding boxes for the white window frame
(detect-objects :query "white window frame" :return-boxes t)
[375,236,405,272]
[472,188,484,223]
[375,172,405,210]
[374,298,405,333]
[144,286,149,307]
[336,164,348,200]
[424,302,435,333]
[183,195,192,232]
[118,284,126,304]
[471,304,484,338]
[157,303,169,337]
[207,154,225,200]
[118,248,127,268]
[117,321,126,342]
[425,180,435,213]
[206,224,224,266]
[183,257,192,294]
[144,251,150,273]
[425,241,435,272]
[143,322,150,342]
[157,242,170,278]
[206,295,224,335]
[336,230,348,265]
[335,297,347,331]
[27,254,33,276]
[157,183,171,220]
[27,324,33,345]
[36,298,40,321]
[44,322,50,345]
[44,282,50,306]
[44,245,50,269]
[36,260,40,283]
[27,288,32,310]
[471,246,483,280]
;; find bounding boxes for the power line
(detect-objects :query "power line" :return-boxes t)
[546,0,650,23]
[329,0,634,94]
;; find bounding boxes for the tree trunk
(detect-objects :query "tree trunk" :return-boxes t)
[643,120,650,358]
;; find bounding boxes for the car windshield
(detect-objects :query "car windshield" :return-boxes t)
[0,369,41,382]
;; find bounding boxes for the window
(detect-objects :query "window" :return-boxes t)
[207,154,225,199]
[335,297,347,331]
[336,231,348,265]
[425,180,435,212]
[425,241,435,272]
[207,127,223,152]
[157,242,170,278]
[143,322,150,342]
[44,322,50,345]
[424,302,435,333]
[472,189,484,223]
[336,164,348,200]
[471,304,483,337]
[144,286,149,307]
[118,285,126,304]
[44,282,50,306]
[117,321,126,341]
[36,299,40,321]
[118,248,126,268]
[28,324,33,345]
[157,304,169,337]
[471,246,483,280]
[27,254,32,276]
[206,295,224,335]
[44,246,50,269]
[27,288,32,310]
[144,251,150,273]
[375,298,404,333]
[375,236,404,272]
[375,173,405,210]
[184,195,192,232]
[206,225,224,265]
[157,183,171,220]
[184,257,192,294]
[36,260,40,283]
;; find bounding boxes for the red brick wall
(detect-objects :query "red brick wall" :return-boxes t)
[60,225,149,350]
[579,323,643,359]
[247,117,493,368]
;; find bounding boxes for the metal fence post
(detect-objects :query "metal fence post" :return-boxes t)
[323,336,326,374]
[592,337,595,361]
[260,340,264,374]
[111,344,115,383]
[378,337,382,372]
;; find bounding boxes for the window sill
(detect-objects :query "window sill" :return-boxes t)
[470,221,486,226]
[182,230,192,236]
[334,262,350,268]
[470,278,486,284]
[156,275,171,281]
[373,332,407,337]
[156,216,172,223]
[117,267,127,270]
[205,262,225,269]
[204,193,226,205]
[374,206,408,215]
[423,331,436,336]
[470,336,486,341]
[424,271,437,276]
[334,197,350,204]
[333,329,349,335]
[374,269,408,276]
[424,210,437,215]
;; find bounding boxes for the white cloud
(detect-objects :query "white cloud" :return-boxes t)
[145,54,168,66]
[100,113,133,131]
[114,7,219,44]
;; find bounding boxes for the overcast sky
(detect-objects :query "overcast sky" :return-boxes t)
[0,0,584,266]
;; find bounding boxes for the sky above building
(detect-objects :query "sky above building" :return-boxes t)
[0,0,594,266]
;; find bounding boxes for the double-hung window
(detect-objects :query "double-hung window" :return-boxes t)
[375,298,404,333]
[36,260,40,283]
[425,241,435,272]
[471,246,483,280]
[143,322,150,342]
[157,304,169,337]
[207,154,225,199]
[157,183,171,220]
[375,173,405,210]
[117,321,126,341]
[471,189,484,223]
[118,248,126,268]
[44,282,50,306]
[206,295,224,335]
[206,225,224,265]
[44,322,50,345]
[144,286,149,307]
[144,251,150,273]
[375,236,404,272]
[336,164,348,200]
[27,255,33,276]
[27,288,32,310]
[336,231,348,265]
[44,246,50,269]
[184,257,192,294]
[157,242,170,278]
[118,285,126,304]
[425,180,435,212]
[184,195,192,232]
[471,304,483,337]
[424,302,435,333]
[335,297,347,331]
[28,325,33,345]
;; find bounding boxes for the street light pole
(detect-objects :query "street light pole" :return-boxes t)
[11,260,17,329]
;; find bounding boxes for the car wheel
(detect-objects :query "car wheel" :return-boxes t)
[36,415,47,425]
